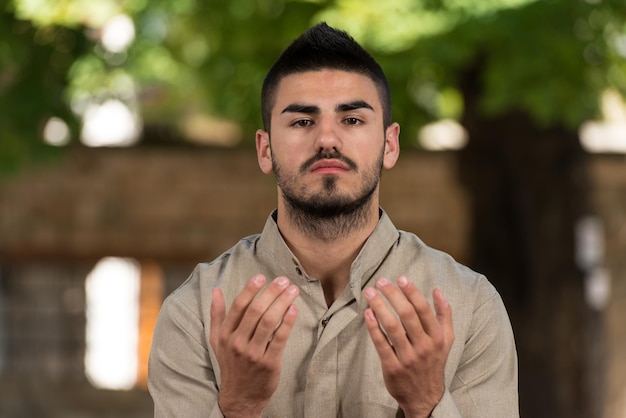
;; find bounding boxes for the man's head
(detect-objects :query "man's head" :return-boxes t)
[256,24,400,241]
[261,22,392,133]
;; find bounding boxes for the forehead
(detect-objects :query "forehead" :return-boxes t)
[273,69,382,110]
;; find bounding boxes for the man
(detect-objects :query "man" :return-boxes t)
[148,23,518,418]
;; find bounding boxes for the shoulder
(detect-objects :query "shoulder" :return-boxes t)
[161,233,263,316]
[390,230,508,347]
[395,230,494,300]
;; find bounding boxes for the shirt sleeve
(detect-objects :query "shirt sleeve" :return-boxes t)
[432,285,519,417]
[148,293,224,418]
[429,389,462,417]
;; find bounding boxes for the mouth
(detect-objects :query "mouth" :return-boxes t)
[301,151,358,175]
[309,160,350,174]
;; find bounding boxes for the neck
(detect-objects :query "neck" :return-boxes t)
[276,197,380,305]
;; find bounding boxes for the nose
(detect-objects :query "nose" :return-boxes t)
[314,116,342,154]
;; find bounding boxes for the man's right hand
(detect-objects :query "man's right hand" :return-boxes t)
[209,274,300,418]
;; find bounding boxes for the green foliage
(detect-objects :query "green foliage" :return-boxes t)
[0,7,88,173]
[323,0,626,134]
[456,0,626,128]
[75,0,328,136]
[1,0,625,169]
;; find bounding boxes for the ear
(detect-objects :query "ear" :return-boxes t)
[256,129,273,174]
[382,122,400,169]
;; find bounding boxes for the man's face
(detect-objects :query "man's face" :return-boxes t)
[256,69,400,217]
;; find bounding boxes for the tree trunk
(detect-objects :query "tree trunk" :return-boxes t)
[457,65,605,417]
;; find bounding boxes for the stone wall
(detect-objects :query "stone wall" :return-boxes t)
[0,147,623,417]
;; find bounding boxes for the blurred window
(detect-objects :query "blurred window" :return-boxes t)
[85,257,141,390]
[84,257,164,390]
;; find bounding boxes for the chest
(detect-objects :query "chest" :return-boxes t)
[264,296,400,418]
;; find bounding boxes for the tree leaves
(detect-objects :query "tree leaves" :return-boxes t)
[1,0,625,170]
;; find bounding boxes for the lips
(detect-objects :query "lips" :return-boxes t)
[300,151,358,174]
[309,160,350,173]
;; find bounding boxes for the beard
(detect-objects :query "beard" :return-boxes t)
[272,147,384,241]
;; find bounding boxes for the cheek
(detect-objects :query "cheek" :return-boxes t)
[273,141,309,165]
[356,142,383,166]
[272,150,301,175]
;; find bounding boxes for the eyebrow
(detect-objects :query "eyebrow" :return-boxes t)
[280,100,374,115]
[336,100,374,112]
[281,103,320,115]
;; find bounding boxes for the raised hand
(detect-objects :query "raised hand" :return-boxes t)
[210,274,299,418]
[364,276,454,418]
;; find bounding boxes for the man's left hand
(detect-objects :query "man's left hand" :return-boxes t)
[363,276,454,418]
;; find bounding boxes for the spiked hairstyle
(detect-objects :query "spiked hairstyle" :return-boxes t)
[261,23,392,133]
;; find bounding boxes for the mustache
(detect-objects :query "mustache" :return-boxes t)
[300,150,358,173]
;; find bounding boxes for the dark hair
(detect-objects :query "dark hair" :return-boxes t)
[261,22,392,132]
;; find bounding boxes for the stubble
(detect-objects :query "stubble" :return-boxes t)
[272,147,384,242]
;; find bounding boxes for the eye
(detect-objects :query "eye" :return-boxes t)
[291,119,313,128]
[344,117,362,125]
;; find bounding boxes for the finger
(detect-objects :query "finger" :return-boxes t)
[235,276,293,340]
[209,287,226,351]
[397,276,443,341]
[433,288,454,349]
[374,278,426,348]
[364,308,401,366]
[249,284,300,349]
[364,285,412,354]
[221,274,267,333]
[264,304,299,359]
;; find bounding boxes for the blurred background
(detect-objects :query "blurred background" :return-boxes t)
[1,0,625,417]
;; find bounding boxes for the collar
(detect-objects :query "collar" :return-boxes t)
[257,209,400,297]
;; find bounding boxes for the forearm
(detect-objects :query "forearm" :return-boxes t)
[438,287,519,417]
[149,295,222,417]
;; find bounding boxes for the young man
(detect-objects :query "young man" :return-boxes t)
[148,23,518,418]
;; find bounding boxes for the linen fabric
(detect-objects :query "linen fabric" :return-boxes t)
[148,210,518,417]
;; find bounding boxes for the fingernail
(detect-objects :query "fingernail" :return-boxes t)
[286,285,299,295]
[252,274,266,286]
[275,276,289,287]
[287,305,298,316]
[397,276,408,287]
[364,287,377,299]
[434,288,448,305]
[376,278,390,288]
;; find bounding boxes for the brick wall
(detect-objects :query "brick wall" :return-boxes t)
[0,147,469,262]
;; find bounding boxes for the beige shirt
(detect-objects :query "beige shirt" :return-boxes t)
[148,210,518,417]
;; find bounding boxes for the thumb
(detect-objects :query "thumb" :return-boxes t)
[209,287,226,351]
[433,288,454,349]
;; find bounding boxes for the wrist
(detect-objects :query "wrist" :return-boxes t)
[399,387,443,418]
[218,395,264,418]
